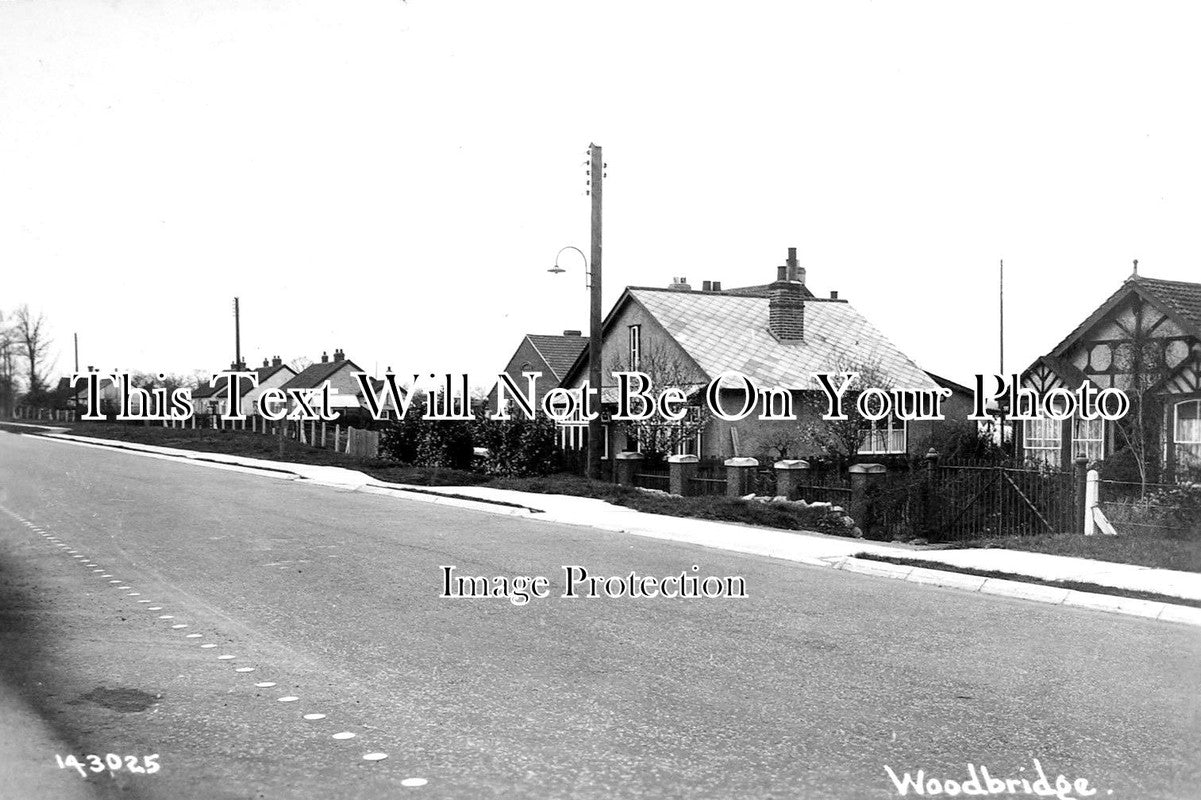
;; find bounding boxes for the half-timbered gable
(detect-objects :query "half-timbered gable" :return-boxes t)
[1020,272,1201,477]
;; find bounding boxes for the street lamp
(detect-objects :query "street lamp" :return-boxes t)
[548,143,604,479]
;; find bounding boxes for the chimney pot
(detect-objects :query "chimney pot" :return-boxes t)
[713,281,722,291]
[702,280,712,291]
[785,247,804,283]
[830,290,839,300]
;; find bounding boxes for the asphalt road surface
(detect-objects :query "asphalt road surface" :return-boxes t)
[1,430,1198,799]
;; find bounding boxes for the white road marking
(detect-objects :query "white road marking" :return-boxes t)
[172,624,188,629]
[200,643,217,648]
[362,753,388,762]
[332,732,356,740]
[303,713,326,720]
[254,682,277,688]
[217,654,235,660]
[401,778,429,787]
[235,667,255,672]
[277,696,299,703]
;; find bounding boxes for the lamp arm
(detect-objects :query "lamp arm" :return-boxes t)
[554,245,591,288]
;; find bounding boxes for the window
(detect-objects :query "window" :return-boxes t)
[859,415,906,454]
[1176,400,1201,472]
[670,406,704,456]
[1023,393,1069,468]
[1071,417,1105,462]
[628,325,641,371]
[1023,416,1061,467]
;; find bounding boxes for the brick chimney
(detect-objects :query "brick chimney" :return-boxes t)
[769,247,805,342]
[333,348,345,361]
[272,355,282,367]
[320,351,329,363]
[563,329,581,336]
[668,276,692,291]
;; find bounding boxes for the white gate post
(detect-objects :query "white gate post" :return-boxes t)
[1084,469,1099,536]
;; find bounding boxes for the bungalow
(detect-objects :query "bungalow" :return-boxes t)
[489,330,588,419]
[277,348,367,419]
[1018,268,1201,479]
[194,357,298,418]
[559,248,964,464]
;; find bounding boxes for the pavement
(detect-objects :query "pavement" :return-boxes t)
[23,426,1201,628]
[1,429,1198,798]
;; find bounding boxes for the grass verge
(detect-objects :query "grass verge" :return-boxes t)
[944,532,1200,574]
[854,552,1201,608]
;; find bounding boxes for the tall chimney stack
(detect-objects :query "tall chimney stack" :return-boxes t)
[769,247,805,341]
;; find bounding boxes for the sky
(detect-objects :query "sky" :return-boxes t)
[2,1,1199,390]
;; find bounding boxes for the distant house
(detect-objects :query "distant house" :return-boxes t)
[193,357,297,418]
[560,248,965,463]
[72,368,129,417]
[489,330,588,417]
[277,348,366,419]
[1018,270,1201,479]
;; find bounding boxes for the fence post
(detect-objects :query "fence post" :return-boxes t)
[725,457,759,497]
[614,451,644,486]
[1073,455,1088,535]
[922,448,940,537]
[321,421,327,448]
[668,454,699,496]
[774,459,810,499]
[849,463,887,537]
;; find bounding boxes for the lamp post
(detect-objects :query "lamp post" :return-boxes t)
[549,143,604,479]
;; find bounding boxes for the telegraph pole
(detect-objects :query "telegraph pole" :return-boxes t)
[587,144,604,480]
[233,297,243,369]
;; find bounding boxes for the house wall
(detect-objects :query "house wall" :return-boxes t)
[489,338,554,412]
[245,368,296,415]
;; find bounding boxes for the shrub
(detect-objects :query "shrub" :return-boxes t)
[471,414,560,477]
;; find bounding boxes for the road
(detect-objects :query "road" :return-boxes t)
[0,430,1198,799]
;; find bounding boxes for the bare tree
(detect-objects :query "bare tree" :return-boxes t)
[606,341,709,459]
[0,310,19,417]
[1110,299,1173,495]
[798,357,895,463]
[12,305,53,399]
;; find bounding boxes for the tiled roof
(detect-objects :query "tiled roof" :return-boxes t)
[279,359,361,391]
[193,364,292,399]
[1137,276,1201,336]
[1046,273,1201,360]
[526,334,588,381]
[629,288,938,391]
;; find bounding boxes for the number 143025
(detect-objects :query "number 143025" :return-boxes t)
[55,753,160,777]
